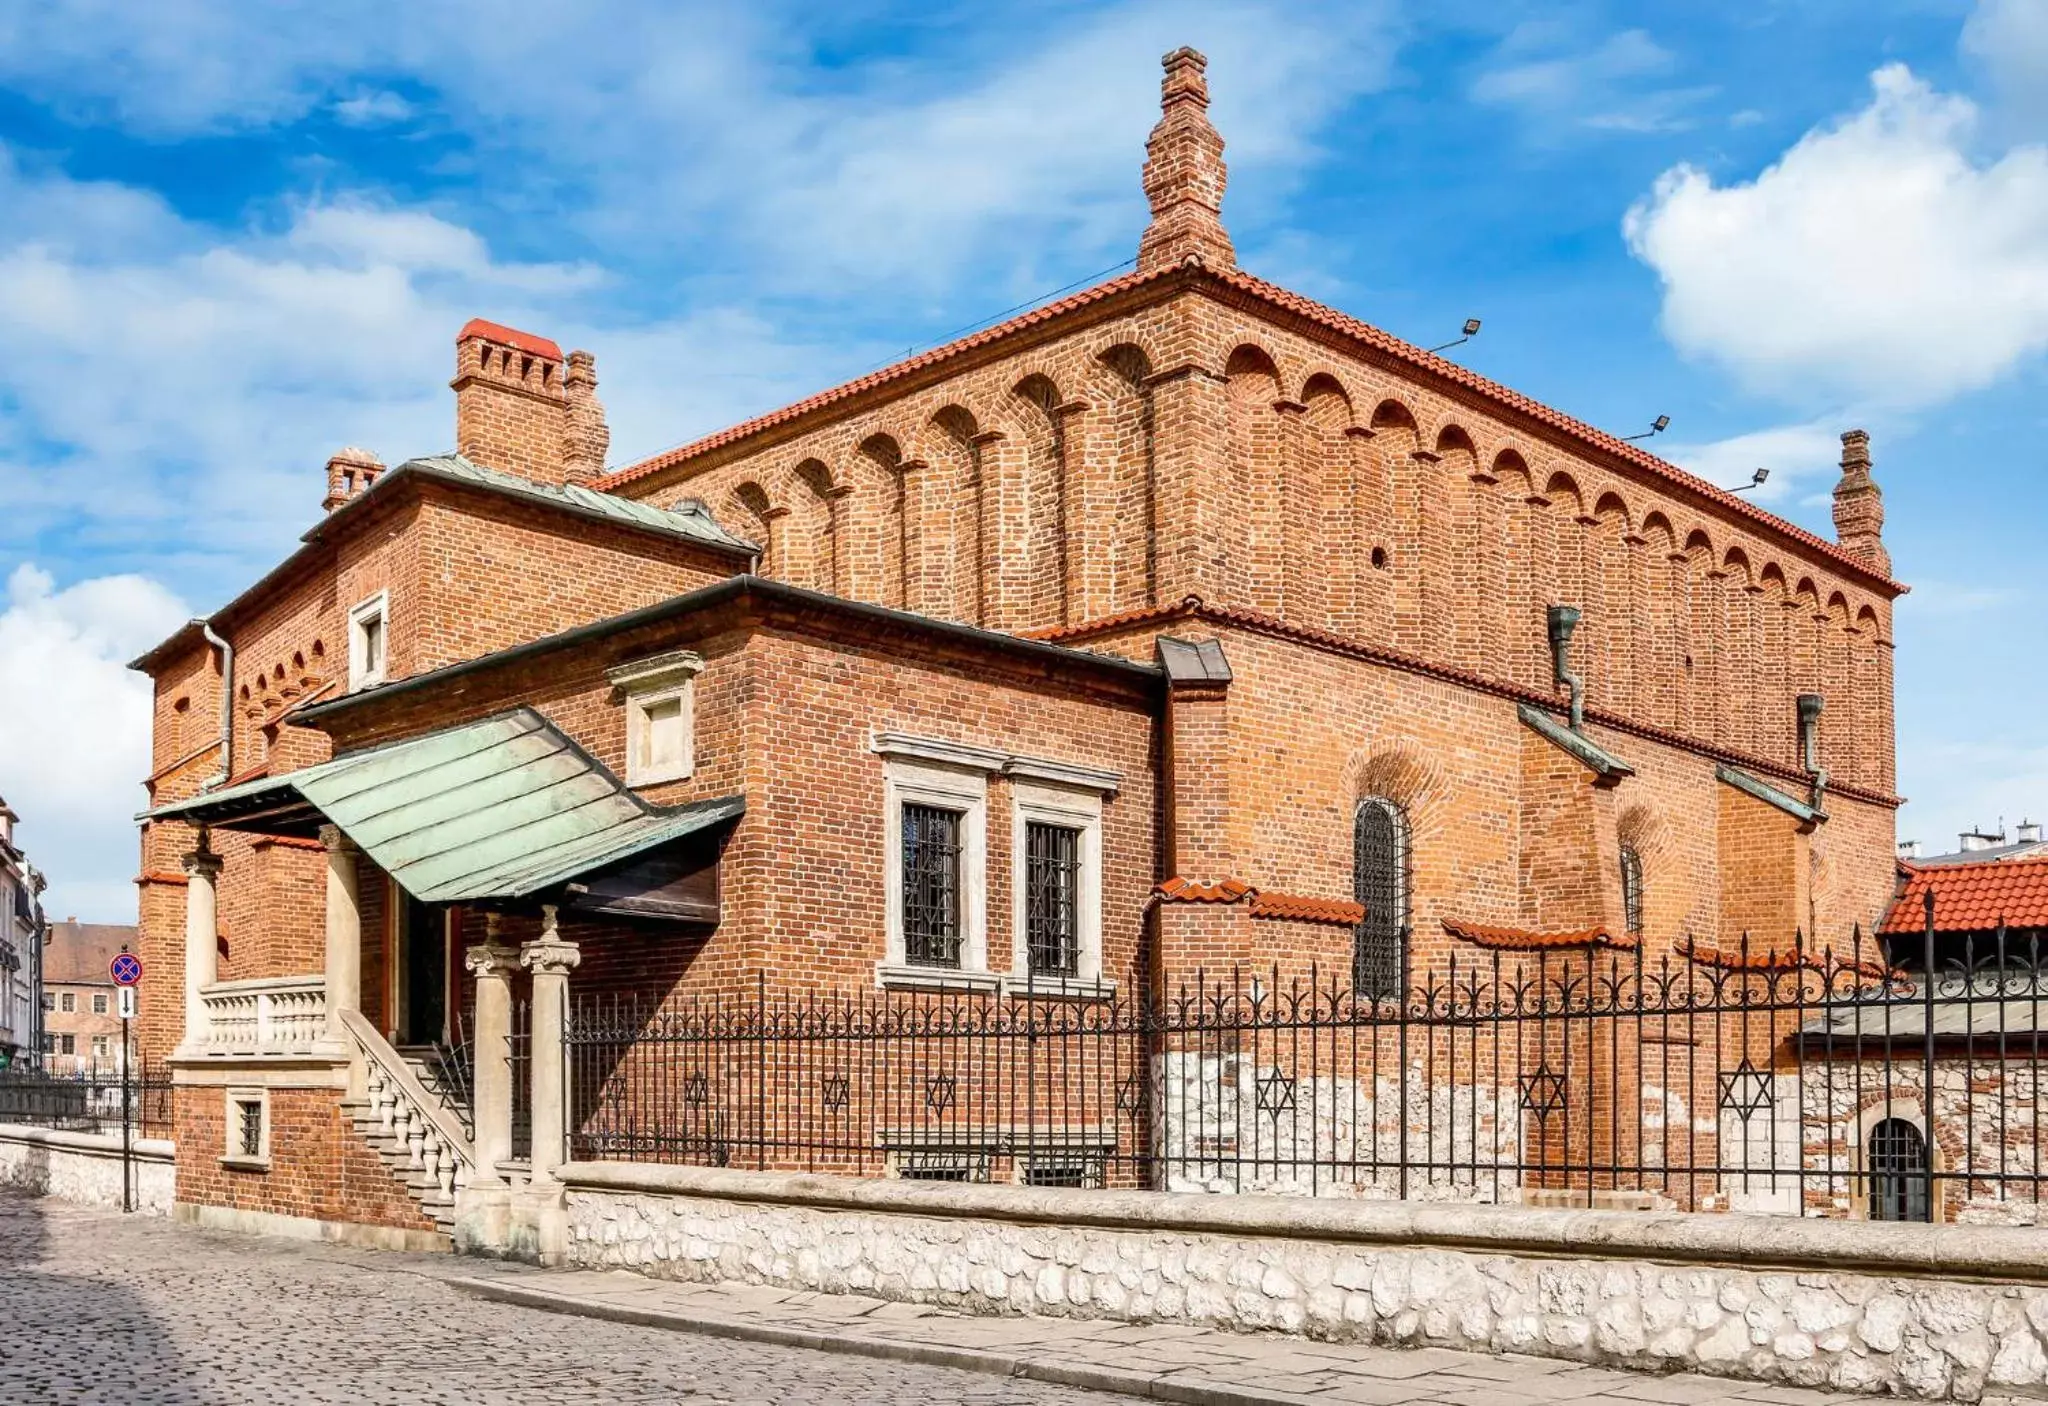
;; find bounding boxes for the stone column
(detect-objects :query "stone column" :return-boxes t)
[181,837,223,1047]
[320,825,361,1038]
[465,919,521,1187]
[521,905,581,1183]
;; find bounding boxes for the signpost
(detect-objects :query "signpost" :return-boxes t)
[111,949,142,1213]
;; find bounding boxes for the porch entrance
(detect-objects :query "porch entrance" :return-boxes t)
[397,892,450,1047]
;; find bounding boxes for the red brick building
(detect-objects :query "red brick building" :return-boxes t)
[132,50,1905,1248]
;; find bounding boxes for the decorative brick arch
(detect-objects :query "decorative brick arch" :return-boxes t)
[1085,344,1157,616]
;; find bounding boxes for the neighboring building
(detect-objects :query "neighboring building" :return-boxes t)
[41,919,136,1075]
[0,796,47,1069]
[1899,819,2048,866]
[132,51,1907,1246]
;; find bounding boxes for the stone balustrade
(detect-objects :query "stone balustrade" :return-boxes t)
[196,975,329,1055]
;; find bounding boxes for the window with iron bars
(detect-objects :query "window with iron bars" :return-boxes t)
[895,1150,988,1182]
[1024,821,1081,978]
[235,1098,264,1159]
[902,803,963,968]
[1868,1118,1931,1222]
[1620,844,1645,936]
[1353,798,1409,999]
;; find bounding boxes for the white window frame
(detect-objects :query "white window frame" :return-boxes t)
[91,992,108,1015]
[221,1086,271,1170]
[1007,781,1111,999]
[348,590,390,692]
[879,757,995,991]
[607,649,703,789]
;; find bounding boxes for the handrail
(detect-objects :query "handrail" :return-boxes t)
[340,1009,475,1168]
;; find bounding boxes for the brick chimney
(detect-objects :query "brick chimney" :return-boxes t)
[452,319,569,484]
[322,447,385,513]
[1831,429,1890,576]
[1137,48,1235,276]
[562,349,610,485]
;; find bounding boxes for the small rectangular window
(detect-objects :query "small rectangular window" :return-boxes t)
[349,591,390,691]
[896,1151,988,1182]
[91,1036,110,1059]
[236,1099,264,1159]
[1021,1155,1102,1189]
[902,804,963,968]
[1024,822,1081,978]
[60,991,74,1013]
[91,993,108,1015]
[59,1034,75,1054]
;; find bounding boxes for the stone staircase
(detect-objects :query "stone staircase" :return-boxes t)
[338,1010,476,1237]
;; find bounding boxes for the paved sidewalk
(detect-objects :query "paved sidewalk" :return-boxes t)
[453,1269,1892,1406]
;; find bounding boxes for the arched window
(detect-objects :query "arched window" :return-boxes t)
[1619,844,1645,936]
[1868,1118,1931,1222]
[1353,799,1410,999]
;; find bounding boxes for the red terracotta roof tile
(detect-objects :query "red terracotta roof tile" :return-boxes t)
[1881,858,2048,934]
[1674,936,1812,970]
[596,268,1160,493]
[1249,891,1365,926]
[458,318,562,361]
[1443,918,1635,951]
[599,266,1901,596]
[1153,876,1253,905]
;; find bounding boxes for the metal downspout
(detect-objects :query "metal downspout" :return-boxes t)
[200,620,233,791]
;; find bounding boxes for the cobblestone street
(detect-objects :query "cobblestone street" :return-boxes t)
[0,1195,1119,1405]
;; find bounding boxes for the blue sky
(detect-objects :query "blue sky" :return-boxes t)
[0,0,2043,920]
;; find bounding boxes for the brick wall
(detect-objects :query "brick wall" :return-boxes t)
[622,281,1897,802]
[173,1085,437,1234]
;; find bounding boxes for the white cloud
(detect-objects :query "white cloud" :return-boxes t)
[0,1,1403,294]
[0,564,189,922]
[332,90,415,127]
[1624,65,2048,409]
[1963,0,2048,132]
[0,151,843,590]
[1471,27,1712,136]
[1663,418,1847,511]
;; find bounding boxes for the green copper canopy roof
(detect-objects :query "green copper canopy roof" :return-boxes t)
[144,708,741,903]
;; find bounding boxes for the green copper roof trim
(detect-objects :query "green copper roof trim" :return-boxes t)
[388,454,757,554]
[1517,704,1635,787]
[1717,763,1826,829]
[143,708,742,903]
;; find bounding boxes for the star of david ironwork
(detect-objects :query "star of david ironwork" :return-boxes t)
[1519,1066,1567,1118]
[1116,1074,1146,1117]
[1717,1062,1775,1117]
[683,1071,709,1107]
[925,1072,957,1115]
[1255,1069,1297,1118]
[820,1074,850,1112]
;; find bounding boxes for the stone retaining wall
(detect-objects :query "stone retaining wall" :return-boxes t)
[557,1161,2048,1402]
[0,1123,175,1214]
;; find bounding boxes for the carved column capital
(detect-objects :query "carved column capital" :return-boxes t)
[318,823,355,855]
[182,846,223,879]
[520,905,580,976]
[465,943,523,981]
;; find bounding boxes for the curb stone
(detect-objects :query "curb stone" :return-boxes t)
[449,1276,1326,1406]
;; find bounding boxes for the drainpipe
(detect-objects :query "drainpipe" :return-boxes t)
[1547,605,1585,733]
[1798,693,1828,812]
[200,619,234,791]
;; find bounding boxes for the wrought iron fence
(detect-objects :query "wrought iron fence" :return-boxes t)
[0,1058,175,1141]
[565,926,2048,1221]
